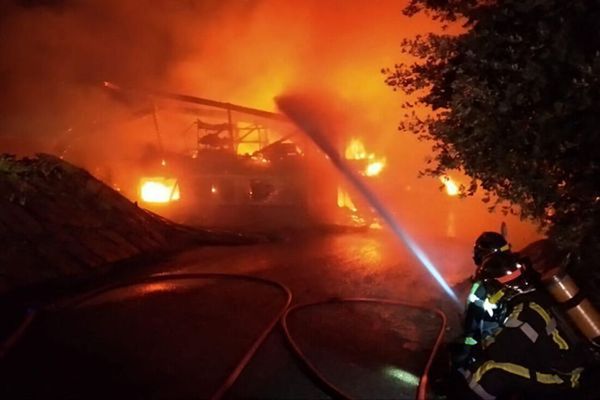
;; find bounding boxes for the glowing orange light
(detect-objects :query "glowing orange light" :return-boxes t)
[140,177,180,203]
[211,185,218,194]
[369,221,383,230]
[365,159,385,176]
[345,139,385,176]
[161,159,167,167]
[440,176,459,196]
[337,186,357,212]
[138,283,176,295]
[345,139,368,160]
[103,81,120,90]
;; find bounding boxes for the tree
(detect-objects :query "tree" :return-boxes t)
[384,0,600,259]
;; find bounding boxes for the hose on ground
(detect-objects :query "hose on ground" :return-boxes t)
[0,273,447,400]
[53,272,293,400]
[0,308,36,359]
[280,298,447,400]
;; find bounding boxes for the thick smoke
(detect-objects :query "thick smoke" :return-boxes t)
[0,0,440,192]
[0,0,250,152]
[0,0,540,268]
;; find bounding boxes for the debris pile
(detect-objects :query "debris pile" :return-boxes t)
[0,154,252,294]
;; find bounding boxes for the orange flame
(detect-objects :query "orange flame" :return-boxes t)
[344,139,385,176]
[140,177,181,203]
[440,176,459,196]
[345,138,368,160]
[337,186,357,212]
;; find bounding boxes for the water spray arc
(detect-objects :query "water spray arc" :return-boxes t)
[276,96,459,304]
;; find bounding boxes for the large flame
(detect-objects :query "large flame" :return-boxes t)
[140,177,181,203]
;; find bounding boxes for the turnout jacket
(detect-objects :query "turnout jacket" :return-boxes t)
[459,289,586,400]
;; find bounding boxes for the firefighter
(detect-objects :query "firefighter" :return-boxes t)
[468,232,512,334]
[454,232,515,364]
[453,251,587,400]
[463,232,542,345]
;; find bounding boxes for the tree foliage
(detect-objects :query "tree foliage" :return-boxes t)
[385,0,600,251]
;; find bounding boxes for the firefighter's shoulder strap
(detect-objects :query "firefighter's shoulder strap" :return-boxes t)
[504,300,570,350]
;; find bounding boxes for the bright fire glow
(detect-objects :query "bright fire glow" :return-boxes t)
[237,143,259,155]
[140,177,180,203]
[440,176,459,196]
[278,98,460,304]
[236,121,266,155]
[345,139,386,176]
[337,187,357,212]
[138,283,176,295]
[345,138,368,160]
[365,159,385,177]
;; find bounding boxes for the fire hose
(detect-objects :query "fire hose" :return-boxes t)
[0,273,446,400]
[49,273,293,400]
[280,298,447,400]
[0,308,36,359]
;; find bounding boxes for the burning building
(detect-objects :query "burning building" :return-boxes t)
[92,84,382,231]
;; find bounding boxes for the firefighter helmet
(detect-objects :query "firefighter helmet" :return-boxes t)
[476,252,535,299]
[473,231,511,266]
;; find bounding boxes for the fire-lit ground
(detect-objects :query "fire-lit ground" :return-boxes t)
[0,230,510,399]
[162,230,472,304]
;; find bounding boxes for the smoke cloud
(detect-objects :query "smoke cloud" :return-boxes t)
[0,0,541,265]
[0,0,432,153]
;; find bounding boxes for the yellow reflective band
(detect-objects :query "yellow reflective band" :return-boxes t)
[473,361,530,383]
[500,244,510,252]
[473,361,573,387]
[550,330,569,350]
[536,372,564,385]
[505,303,524,322]
[489,289,505,305]
[570,368,583,388]
[529,302,550,323]
[529,303,569,350]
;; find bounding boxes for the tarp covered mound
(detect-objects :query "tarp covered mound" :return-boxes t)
[0,154,248,294]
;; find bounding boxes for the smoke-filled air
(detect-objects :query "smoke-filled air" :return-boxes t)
[0,0,541,283]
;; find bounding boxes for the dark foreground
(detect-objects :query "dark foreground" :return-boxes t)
[0,231,470,399]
